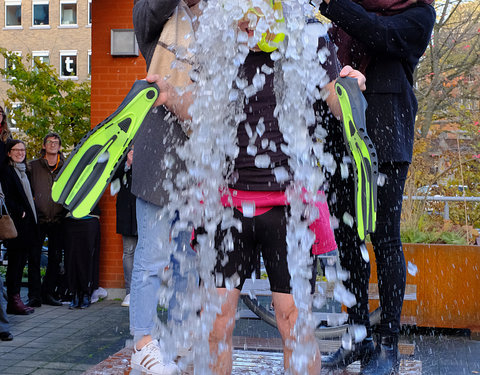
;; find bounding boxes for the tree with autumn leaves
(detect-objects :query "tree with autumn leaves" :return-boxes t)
[406,0,480,242]
[0,49,90,157]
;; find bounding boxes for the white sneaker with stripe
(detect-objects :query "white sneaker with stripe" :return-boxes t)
[131,339,179,375]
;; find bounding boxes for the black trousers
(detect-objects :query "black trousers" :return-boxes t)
[6,238,41,300]
[325,122,408,337]
[63,217,100,296]
[38,221,63,296]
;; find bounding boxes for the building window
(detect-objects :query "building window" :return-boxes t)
[6,102,21,131]
[87,0,92,26]
[87,50,91,77]
[4,51,21,79]
[32,1,49,26]
[60,1,77,26]
[32,51,50,70]
[5,1,22,27]
[60,50,77,79]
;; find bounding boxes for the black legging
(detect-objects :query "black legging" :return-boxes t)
[325,121,408,337]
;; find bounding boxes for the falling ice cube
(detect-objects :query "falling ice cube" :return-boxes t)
[325,266,337,282]
[351,324,367,343]
[255,154,271,168]
[252,72,266,90]
[408,261,418,276]
[256,119,266,137]
[247,144,257,156]
[110,178,121,196]
[97,151,109,163]
[343,212,354,228]
[360,244,370,263]
[244,85,257,98]
[273,167,289,182]
[340,163,349,179]
[377,173,386,187]
[242,201,255,218]
[261,64,273,75]
[342,332,352,351]
[261,138,269,149]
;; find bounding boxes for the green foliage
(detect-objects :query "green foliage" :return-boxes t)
[0,49,90,157]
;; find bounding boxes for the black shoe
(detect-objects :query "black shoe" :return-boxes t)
[361,336,399,375]
[322,338,375,369]
[0,332,13,341]
[43,294,63,306]
[27,298,42,308]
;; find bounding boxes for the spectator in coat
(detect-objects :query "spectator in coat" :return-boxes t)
[0,140,40,314]
[29,133,66,306]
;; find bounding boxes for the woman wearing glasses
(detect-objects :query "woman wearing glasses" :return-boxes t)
[0,140,41,315]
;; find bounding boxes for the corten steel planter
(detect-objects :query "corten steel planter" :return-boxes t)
[366,243,480,333]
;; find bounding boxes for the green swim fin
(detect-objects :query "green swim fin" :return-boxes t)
[335,77,378,240]
[52,80,159,218]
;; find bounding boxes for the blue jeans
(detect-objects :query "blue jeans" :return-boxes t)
[0,275,10,334]
[122,235,137,295]
[130,198,197,340]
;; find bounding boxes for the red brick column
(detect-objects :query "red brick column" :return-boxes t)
[91,0,146,289]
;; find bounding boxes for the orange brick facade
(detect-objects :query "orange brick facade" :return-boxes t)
[91,0,146,288]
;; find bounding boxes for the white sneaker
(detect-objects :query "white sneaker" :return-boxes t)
[121,294,130,307]
[131,339,179,375]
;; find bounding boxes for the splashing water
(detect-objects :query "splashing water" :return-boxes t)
[158,0,348,373]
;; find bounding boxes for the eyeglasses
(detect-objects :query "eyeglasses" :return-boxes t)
[10,148,26,153]
[45,140,60,145]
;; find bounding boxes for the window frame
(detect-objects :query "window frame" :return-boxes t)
[87,50,91,78]
[3,51,22,80]
[59,50,78,80]
[32,50,50,69]
[59,0,77,27]
[87,0,92,26]
[4,0,22,29]
[31,0,49,28]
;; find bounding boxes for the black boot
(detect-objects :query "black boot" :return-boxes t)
[322,338,375,369]
[361,336,399,375]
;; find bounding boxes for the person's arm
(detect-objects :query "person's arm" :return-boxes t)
[133,0,180,46]
[146,74,194,122]
[325,66,366,119]
[320,0,435,60]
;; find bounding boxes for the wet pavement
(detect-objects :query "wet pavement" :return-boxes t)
[0,290,479,374]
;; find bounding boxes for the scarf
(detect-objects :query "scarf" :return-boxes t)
[13,162,37,223]
[330,0,434,73]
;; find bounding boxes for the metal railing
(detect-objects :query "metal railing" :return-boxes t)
[404,195,480,220]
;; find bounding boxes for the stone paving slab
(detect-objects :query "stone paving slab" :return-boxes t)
[1,289,479,375]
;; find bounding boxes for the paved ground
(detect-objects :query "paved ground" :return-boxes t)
[1,291,479,374]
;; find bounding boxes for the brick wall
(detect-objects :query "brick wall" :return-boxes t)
[91,0,146,288]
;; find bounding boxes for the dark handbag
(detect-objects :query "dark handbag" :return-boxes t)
[0,198,17,240]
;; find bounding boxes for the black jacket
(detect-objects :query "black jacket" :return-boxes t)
[113,156,137,236]
[321,0,436,163]
[0,164,39,248]
[131,0,187,206]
